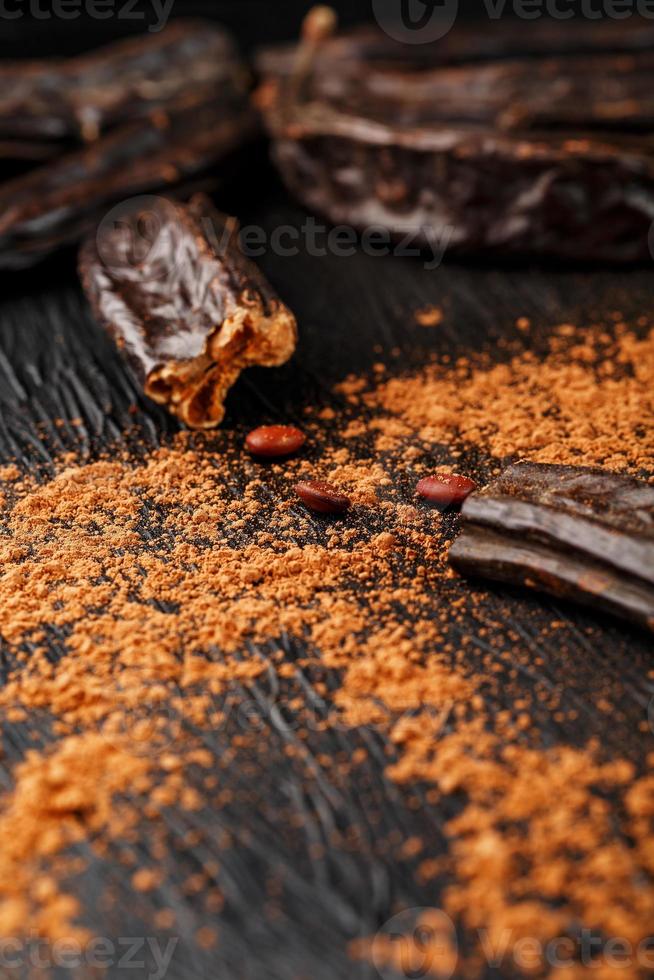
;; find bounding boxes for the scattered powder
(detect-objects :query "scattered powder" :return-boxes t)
[366,323,654,472]
[414,306,444,328]
[0,735,150,941]
[0,316,651,975]
[387,714,654,979]
[0,438,458,939]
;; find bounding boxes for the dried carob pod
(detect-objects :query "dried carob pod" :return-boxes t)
[0,96,257,269]
[449,461,654,631]
[0,20,247,145]
[79,194,297,430]
[0,20,256,268]
[257,14,654,262]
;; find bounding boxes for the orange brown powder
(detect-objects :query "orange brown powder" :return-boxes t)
[362,322,654,472]
[0,437,460,940]
[385,713,654,979]
[0,315,651,973]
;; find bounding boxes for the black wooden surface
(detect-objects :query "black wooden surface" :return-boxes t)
[0,7,653,980]
[1,166,653,979]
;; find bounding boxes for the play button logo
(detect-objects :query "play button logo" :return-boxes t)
[372,0,459,43]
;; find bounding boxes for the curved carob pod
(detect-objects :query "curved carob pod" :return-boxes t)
[0,20,247,144]
[0,97,258,269]
[449,462,654,631]
[79,194,297,430]
[0,20,257,268]
[256,12,654,262]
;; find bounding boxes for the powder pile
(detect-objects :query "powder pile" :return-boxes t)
[362,322,654,473]
[0,316,651,975]
[386,715,654,980]
[0,438,460,941]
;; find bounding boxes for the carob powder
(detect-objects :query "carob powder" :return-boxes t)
[0,318,651,975]
[360,321,654,473]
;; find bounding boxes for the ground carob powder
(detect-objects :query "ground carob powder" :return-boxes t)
[0,317,651,976]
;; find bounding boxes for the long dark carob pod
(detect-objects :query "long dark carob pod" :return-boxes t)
[0,21,247,144]
[449,461,654,631]
[0,97,258,269]
[0,21,257,268]
[257,13,654,262]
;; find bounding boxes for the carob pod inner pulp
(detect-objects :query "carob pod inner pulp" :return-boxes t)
[79,194,297,430]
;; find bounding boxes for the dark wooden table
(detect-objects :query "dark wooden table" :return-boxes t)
[1,164,652,979]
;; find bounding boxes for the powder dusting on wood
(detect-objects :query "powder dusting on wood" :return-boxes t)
[0,316,651,974]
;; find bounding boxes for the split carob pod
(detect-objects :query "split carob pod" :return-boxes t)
[449,462,654,631]
[257,13,654,262]
[0,23,257,269]
[0,20,246,145]
[79,194,297,429]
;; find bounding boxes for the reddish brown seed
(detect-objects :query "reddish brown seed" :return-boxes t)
[294,480,351,515]
[416,473,477,508]
[245,425,305,458]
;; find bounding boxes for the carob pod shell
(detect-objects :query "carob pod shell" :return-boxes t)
[257,19,654,262]
[79,194,297,430]
[0,21,257,269]
[0,97,258,269]
[0,20,246,144]
[449,461,654,631]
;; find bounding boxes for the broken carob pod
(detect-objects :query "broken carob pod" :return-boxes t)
[0,20,247,145]
[256,14,654,262]
[449,461,654,632]
[79,194,297,429]
[0,94,257,269]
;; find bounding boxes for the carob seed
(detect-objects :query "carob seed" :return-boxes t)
[294,480,351,514]
[245,425,305,458]
[416,473,477,508]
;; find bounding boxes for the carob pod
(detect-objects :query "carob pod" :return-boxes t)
[79,194,297,430]
[0,96,258,269]
[258,17,654,80]
[449,461,654,631]
[257,14,654,262]
[0,20,246,144]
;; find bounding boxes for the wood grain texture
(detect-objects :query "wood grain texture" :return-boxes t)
[0,172,653,979]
